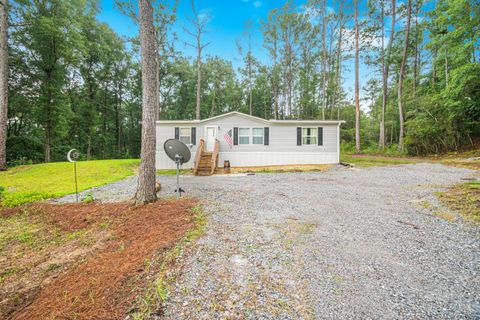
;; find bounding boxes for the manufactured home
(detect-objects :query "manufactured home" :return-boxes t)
[156,111,345,175]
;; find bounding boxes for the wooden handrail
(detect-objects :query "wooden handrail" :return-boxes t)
[193,139,205,175]
[210,139,219,175]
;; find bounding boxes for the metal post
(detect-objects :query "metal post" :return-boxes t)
[74,161,79,203]
[176,160,180,199]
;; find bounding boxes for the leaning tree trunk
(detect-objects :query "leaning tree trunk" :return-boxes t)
[398,0,412,152]
[0,0,8,170]
[354,0,361,153]
[135,0,159,204]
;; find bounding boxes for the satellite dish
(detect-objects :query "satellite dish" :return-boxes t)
[164,139,192,198]
[164,139,191,164]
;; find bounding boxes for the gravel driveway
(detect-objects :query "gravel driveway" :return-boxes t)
[57,163,480,319]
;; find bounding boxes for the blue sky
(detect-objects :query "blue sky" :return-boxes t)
[97,0,288,64]
[97,0,392,108]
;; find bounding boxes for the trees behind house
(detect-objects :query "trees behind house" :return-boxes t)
[185,0,210,120]
[0,0,8,170]
[2,0,479,166]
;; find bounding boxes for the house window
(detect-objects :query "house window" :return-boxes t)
[252,128,264,145]
[302,127,318,145]
[179,128,191,144]
[238,128,250,144]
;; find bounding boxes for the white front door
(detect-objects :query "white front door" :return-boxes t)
[205,126,218,152]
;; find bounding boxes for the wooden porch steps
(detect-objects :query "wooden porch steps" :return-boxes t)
[196,152,214,176]
[193,139,218,176]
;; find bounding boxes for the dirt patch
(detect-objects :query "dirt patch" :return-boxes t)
[227,164,331,174]
[0,199,199,320]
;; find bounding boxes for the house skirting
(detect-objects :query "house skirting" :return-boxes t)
[156,151,339,170]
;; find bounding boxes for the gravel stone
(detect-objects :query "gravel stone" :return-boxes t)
[56,163,480,319]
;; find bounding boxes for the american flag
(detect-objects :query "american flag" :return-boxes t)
[224,129,233,148]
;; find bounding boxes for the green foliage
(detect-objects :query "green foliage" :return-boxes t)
[0,159,139,207]
[5,0,479,164]
[404,63,480,155]
[81,193,95,203]
[6,136,44,165]
[8,0,142,163]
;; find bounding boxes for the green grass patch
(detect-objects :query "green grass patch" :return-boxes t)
[465,182,480,189]
[156,169,192,175]
[0,267,22,283]
[0,210,60,253]
[340,154,419,167]
[438,182,480,223]
[0,159,139,207]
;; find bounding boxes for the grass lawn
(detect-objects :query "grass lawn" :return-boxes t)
[0,159,139,207]
[340,154,419,167]
[438,181,480,223]
[341,151,480,169]
[156,169,192,175]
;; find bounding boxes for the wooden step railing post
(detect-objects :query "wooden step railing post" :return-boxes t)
[193,139,205,175]
[211,139,219,175]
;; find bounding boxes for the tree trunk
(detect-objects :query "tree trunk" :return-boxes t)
[273,37,278,120]
[444,39,448,87]
[135,0,159,204]
[248,35,253,115]
[87,135,91,160]
[413,3,419,97]
[380,0,395,150]
[354,0,360,153]
[397,0,412,152]
[0,0,7,170]
[432,46,437,85]
[333,0,344,121]
[44,123,51,163]
[195,43,201,119]
[44,88,52,163]
[321,0,327,120]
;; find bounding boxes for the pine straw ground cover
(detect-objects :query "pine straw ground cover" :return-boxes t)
[0,199,201,319]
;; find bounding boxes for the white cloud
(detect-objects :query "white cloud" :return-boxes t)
[198,9,213,24]
[254,1,262,8]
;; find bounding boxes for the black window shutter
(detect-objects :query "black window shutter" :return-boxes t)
[174,127,179,139]
[264,127,269,145]
[233,127,238,145]
[318,127,323,146]
[191,127,196,145]
[297,127,302,146]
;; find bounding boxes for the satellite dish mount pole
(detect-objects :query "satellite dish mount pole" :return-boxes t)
[175,154,184,199]
[67,149,80,203]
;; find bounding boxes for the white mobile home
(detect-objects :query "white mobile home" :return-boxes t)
[156,111,344,174]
